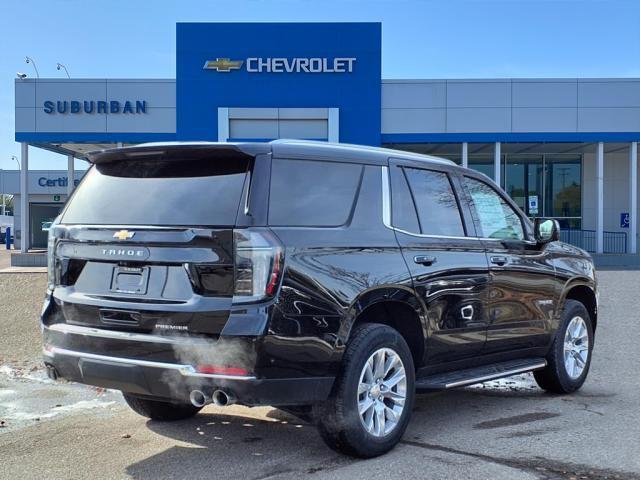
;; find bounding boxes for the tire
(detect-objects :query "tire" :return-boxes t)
[315,323,415,458]
[534,299,594,394]
[123,393,202,421]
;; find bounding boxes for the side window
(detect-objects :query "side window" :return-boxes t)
[398,167,465,237]
[269,158,363,227]
[390,166,420,233]
[463,176,525,240]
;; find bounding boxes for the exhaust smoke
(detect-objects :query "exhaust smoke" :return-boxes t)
[158,333,257,402]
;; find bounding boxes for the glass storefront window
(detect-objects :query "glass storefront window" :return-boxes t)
[384,143,583,230]
[503,155,543,217]
[468,154,495,180]
[503,153,581,227]
[545,155,581,220]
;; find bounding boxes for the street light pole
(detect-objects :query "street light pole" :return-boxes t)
[25,56,39,78]
[56,63,70,78]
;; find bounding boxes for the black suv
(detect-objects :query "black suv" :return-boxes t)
[42,141,597,457]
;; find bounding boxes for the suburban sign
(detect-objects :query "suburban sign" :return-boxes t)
[204,57,357,73]
[43,100,148,114]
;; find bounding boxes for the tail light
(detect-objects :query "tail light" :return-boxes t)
[233,229,284,304]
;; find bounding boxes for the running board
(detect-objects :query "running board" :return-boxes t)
[415,358,547,392]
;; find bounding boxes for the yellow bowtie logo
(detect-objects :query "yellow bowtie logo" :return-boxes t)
[203,58,244,72]
[113,230,135,241]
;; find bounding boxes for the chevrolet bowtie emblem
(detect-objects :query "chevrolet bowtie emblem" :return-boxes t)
[203,58,244,72]
[113,230,135,241]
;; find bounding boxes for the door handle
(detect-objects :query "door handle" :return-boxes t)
[414,255,437,266]
[490,256,508,266]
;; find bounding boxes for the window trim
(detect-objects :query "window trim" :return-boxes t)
[382,166,481,241]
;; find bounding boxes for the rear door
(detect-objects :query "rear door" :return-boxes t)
[387,160,490,364]
[51,149,258,336]
[460,175,556,353]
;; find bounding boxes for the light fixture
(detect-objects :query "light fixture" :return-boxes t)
[56,63,70,79]
[25,56,39,78]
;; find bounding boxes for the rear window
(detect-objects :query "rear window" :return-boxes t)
[269,159,363,227]
[61,158,249,226]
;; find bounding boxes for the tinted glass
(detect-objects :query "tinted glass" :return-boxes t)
[403,168,465,236]
[463,176,525,240]
[504,155,543,217]
[468,154,495,180]
[390,166,420,233]
[61,158,249,226]
[544,155,581,218]
[269,159,363,227]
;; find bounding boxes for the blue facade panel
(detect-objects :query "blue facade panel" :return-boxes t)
[176,22,382,145]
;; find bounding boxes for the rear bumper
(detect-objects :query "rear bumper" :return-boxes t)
[42,325,335,407]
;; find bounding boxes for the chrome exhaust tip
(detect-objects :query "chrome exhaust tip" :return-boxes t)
[212,389,236,407]
[189,390,208,408]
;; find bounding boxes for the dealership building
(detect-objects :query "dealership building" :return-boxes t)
[12,22,640,256]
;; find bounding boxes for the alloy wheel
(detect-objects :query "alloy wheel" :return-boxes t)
[563,316,590,379]
[357,347,407,437]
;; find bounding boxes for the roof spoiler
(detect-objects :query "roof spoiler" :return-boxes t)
[86,142,271,164]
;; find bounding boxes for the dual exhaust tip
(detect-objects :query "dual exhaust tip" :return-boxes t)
[189,389,235,408]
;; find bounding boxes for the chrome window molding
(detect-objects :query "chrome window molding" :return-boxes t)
[381,166,540,244]
[243,169,252,216]
[381,166,484,241]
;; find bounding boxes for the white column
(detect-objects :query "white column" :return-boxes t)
[217,108,229,142]
[630,141,638,254]
[1,169,5,216]
[20,143,29,253]
[596,142,604,254]
[461,142,468,168]
[67,155,75,196]
[328,108,339,143]
[494,142,501,187]
[116,142,123,148]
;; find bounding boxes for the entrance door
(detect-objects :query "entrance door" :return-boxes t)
[544,155,582,230]
[503,154,582,230]
[30,204,63,249]
[504,155,543,218]
[387,161,490,365]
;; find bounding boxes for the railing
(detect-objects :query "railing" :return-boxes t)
[560,229,627,254]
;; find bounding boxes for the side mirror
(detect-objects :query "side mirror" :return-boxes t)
[534,218,560,244]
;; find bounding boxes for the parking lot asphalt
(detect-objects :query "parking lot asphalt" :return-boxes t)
[1,270,639,480]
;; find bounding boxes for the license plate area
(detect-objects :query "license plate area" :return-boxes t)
[110,266,149,295]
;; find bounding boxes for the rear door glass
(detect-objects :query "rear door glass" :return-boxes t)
[269,159,363,227]
[402,167,465,237]
[61,158,249,226]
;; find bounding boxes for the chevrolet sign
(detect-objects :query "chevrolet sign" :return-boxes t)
[203,58,244,72]
[204,57,356,73]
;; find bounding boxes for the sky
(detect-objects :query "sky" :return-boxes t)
[0,0,639,171]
